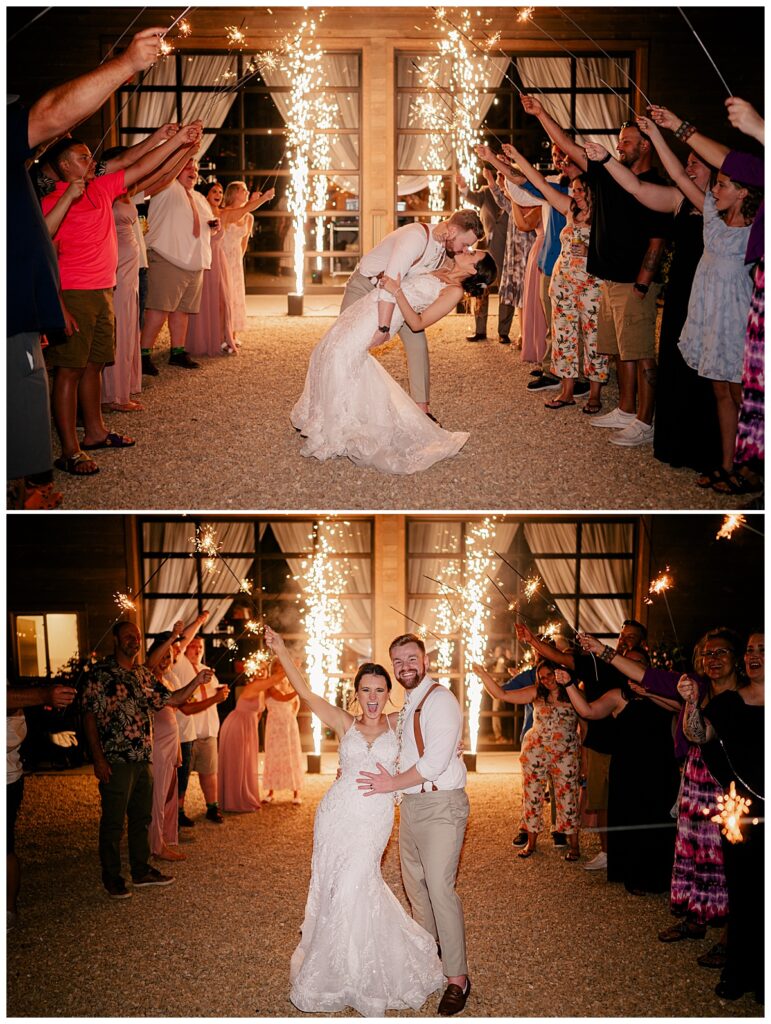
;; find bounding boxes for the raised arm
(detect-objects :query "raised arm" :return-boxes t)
[499,143,571,216]
[676,675,715,743]
[28,28,166,149]
[521,94,587,171]
[725,97,764,144]
[473,663,537,705]
[264,626,352,736]
[175,611,210,659]
[380,273,463,333]
[139,143,193,198]
[165,667,219,707]
[104,122,180,172]
[584,136,687,213]
[146,618,186,669]
[122,122,202,189]
[577,633,645,683]
[44,179,86,237]
[219,188,275,224]
[648,104,730,170]
[556,669,620,719]
[515,624,576,671]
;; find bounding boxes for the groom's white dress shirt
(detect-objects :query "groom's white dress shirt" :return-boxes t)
[399,675,467,794]
[359,223,446,303]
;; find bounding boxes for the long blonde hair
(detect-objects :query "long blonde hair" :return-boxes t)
[223,180,248,207]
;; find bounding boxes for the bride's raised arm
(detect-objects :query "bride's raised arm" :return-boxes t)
[380,273,462,333]
[264,626,353,736]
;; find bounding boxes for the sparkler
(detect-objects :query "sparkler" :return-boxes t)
[646,567,679,644]
[677,8,732,98]
[705,782,751,844]
[523,575,541,602]
[518,7,535,22]
[225,24,248,49]
[8,7,52,43]
[240,578,253,594]
[388,606,442,642]
[243,650,273,678]
[716,514,764,540]
[177,18,192,38]
[113,591,137,614]
[159,37,174,57]
[99,8,147,65]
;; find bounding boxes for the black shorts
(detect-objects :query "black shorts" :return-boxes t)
[7,776,24,854]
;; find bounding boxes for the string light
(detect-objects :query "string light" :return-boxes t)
[705,782,751,844]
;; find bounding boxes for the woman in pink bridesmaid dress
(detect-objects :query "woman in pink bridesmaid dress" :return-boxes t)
[102,192,143,410]
[186,181,236,357]
[519,214,548,363]
[148,643,185,862]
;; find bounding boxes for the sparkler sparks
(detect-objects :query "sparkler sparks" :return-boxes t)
[245,620,263,636]
[648,568,673,596]
[523,575,541,602]
[705,782,751,844]
[225,24,247,49]
[240,578,253,594]
[244,650,273,678]
[518,7,535,22]
[113,591,137,614]
[191,524,221,575]
[716,514,745,540]
[159,37,174,57]
[177,18,191,38]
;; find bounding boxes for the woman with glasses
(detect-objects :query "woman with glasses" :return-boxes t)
[579,629,741,955]
[478,142,609,414]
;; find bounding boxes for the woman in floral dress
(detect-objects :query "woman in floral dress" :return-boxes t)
[262,672,305,804]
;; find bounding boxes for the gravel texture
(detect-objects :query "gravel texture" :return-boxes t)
[51,314,748,511]
[8,768,762,1018]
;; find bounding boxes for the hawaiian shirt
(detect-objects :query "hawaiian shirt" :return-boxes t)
[81,656,172,763]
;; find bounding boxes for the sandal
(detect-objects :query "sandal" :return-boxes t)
[711,468,752,495]
[517,847,536,859]
[696,468,723,489]
[544,398,576,409]
[102,401,144,413]
[81,431,136,450]
[54,451,99,476]
[564,849,580,862]
[582,401,603,415]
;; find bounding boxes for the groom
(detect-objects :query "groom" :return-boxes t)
[341,211,484,419]
[357,633,471,1016]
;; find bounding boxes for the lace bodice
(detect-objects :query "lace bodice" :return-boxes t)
[337,721,398,778]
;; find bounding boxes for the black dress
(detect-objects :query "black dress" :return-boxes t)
[654,199,721,471]
[606,695,679,893]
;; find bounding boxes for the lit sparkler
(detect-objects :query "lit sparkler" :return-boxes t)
[244,650,273,678]
[705,781,751,844]
[716,514,764,540]
[646,567,679,644]
[177,18,192,38]
[524,575,541,602]
[518,7,535,22]
[225,24,247,49]
[113,591,137,614]
[159,37,174,57]
[240,578,254,594]
[245,620,263,636]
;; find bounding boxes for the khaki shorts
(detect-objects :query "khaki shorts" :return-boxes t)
[47,289,115,369]
[597,281,659,360]
[190,736,217,775]
[584,748,611,812]
[145,249,204,314]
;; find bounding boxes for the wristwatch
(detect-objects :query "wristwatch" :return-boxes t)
[633,282,649,295]
[377,325,390,334]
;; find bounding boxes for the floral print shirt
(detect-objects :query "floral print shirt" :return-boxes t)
[81,656,172,763]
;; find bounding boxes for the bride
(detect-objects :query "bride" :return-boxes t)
[263,626,444,1016]
[291,249,497,474]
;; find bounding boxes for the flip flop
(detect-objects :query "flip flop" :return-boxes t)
[54,451,100,476]
[544,398,576,409]
[564,849,580,862]
[696,468,723,489]
[517,848,535,859]
[81,431,136,450]
[582,401,603,415]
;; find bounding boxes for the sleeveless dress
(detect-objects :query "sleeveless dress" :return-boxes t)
[289,722,444,1016]
[218,694,264,812]
[291,271,469,474]
[262,692,304,794]
[102,199,141,405]
[186,225,235,356]
[149,694,180,854]
[221,216,253,333]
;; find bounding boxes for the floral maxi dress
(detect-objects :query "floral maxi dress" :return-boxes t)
[519,701,581,834]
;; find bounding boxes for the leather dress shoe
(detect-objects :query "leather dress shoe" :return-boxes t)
[437,979,471,1016]
[465,333,487,342]
[498,335,511,345]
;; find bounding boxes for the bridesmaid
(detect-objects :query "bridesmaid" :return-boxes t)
[186,181,237,357]
[262,671,305,805]
[220,180,274,346]
[102,187,143,412]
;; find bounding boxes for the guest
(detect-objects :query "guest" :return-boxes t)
[218,661,283,812]
[488,171,537,346]
[220,181,275,345]
[583,121,720,471]
[456,169,509,343]
[514,190,549,365]
[185,181,236,357]
[166,611,210,828]
[678,631,764,1002]
[80,621,207,898]
[262,672,305,805]
[475,659,581,861]
[559,649,680,893]
[6,26,164,503]
[7,682,77,928]
[183,636,227,823]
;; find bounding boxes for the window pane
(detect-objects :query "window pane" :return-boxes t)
[15,615,46,676]
[409,522,462,554]
[578,597,632,635]
[579,559,633,595]
[576,58,631,89]
[143,557,197,593]
[398,134,453,171]
[243,91,285,129]
[481,92,512,130]
[46,614,79,675]
[582,522,634,554]
[322,55,359,87]
[245,134,289,171]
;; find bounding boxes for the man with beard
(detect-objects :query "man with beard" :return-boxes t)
[357,634,470,1016]
[340,210,484,421]
[521,96,672,446]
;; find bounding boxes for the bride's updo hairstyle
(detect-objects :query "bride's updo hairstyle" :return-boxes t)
[347,662,392,713]
[461,252,497,298]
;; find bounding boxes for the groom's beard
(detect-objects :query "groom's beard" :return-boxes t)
[395,669,421,690]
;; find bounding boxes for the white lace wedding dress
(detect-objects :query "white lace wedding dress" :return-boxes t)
[289,722,444,1016]
[291,271,469,474]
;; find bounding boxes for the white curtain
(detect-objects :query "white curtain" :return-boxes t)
[124,55,240,158]
[516,56,631,147]
[396,54,509,195]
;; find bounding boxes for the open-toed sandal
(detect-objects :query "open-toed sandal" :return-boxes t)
[564,849,580,862]
[517,847,536,859]
[582,401,603,415]
[81,431,136,450]
[544,398,576,410]
[54,451,99,476]
[696,468,723,489]
[711,468,752,495]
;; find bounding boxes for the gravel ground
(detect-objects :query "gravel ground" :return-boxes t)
[50,314,751,511]
[8,769,762,1018]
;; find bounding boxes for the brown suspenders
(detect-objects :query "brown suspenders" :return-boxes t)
[413,682,442,792]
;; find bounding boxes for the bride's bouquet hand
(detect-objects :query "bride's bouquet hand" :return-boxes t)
[381,273,401,296]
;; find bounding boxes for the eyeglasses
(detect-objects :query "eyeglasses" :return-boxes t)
[703,648,732,658]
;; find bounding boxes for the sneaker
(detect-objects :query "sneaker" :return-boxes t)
[104,876,132,899]
[583,851,608,871]
[178,811,195,828]
[511,831,529,848]
[551,831,568,847]
[498,335,511,345]
[526,374,561,392]
[529,368,544,378]
[465,333,487,342]
[205,805,225,824]
[590,407,636,429]
[168,351,200,369]
[141,354,159,376]
[609,419,654,446]
[573,380,591,397]
[132,867,174,887]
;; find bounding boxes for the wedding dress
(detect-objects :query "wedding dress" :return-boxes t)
[291,271,469,474]
[289,722,444,1015]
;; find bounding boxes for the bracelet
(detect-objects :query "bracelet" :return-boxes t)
[633,282,649,295]
[377,325,390,334]
[598,151,612,165]
[674,121,697,143]
[599,645,616,663]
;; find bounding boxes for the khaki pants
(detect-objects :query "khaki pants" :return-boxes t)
[399,788,469,977]
[341,270,430,404]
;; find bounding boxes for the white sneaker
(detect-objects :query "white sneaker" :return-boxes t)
[590,407,636,429]
[584,851,608,871]
[609,419,654,446]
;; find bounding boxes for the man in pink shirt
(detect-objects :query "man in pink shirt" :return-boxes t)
[42,126,201,476]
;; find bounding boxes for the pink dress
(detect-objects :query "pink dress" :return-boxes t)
[149,698,180,854]
[221,215,253,333]
[520,222,548,363]
[102,199,141,403]
[262,693,304,794]
[186,226,235,355]
[217,695,264,812]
